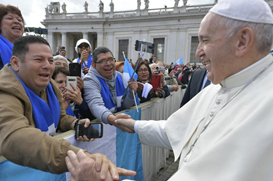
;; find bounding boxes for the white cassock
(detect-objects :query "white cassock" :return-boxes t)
[137,54,273,181]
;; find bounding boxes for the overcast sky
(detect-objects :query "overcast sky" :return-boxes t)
[2,0,214,27]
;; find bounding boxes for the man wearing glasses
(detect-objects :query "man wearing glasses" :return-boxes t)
[83,47,137,131]
[73,39,92,75]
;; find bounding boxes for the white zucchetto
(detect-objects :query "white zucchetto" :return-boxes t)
[210,0,273,24]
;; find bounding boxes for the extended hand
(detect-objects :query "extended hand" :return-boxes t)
[66,150,113,181]
[115,114,136,133]
[66,150,136,181]
[108,114,135,133]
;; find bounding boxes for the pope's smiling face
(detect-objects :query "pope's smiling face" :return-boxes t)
[196,12,236,84]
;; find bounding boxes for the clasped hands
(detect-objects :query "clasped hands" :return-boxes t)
[66,114,137,181]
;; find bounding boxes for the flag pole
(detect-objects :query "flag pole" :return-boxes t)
[121,51,139,111]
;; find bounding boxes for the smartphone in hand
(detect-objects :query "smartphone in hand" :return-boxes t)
[75,122,103,139]
[66,76,77,90]
[149,74,162,90]
[69,63,81,77]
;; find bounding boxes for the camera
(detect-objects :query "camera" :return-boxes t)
[156,66,166,71]
[135,40,154,54]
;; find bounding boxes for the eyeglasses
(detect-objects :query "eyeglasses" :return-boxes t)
[95,57,116,64]
[78,44,89,49]
[138,68,149,73]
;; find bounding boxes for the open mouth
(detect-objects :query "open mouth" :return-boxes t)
[104,67,113,72]
[39,73,50,80]
[12,26,21,30]
[201,56,211,66]
[203,60,211,66]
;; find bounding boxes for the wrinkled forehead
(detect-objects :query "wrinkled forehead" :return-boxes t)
[54,59,67,64]
[199,13,222,35]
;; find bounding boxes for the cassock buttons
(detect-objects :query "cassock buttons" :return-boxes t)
[210,112,214,117]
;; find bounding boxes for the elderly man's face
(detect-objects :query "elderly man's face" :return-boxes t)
[54,58,68,68]
[150,64,158,74]
[196,13,235,84]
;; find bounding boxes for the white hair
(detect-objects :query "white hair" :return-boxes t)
[213,13,273,53]
[53,55,69,65]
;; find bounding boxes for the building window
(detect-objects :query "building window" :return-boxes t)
[118,39,129,61]
[190,36,201,63]
[153,38,165,62]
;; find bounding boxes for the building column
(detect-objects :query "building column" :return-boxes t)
[47,32,54,52]
[97,31,104,47]
[61,32,67,48]
[178,29,186,63]
[106,32,114,51]
[169,29,178,64]
[83,32,88,40]
[57,34,62,49]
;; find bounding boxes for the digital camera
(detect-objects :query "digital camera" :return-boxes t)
[156,66,166,71]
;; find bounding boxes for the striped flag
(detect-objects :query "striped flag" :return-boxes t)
[174,57,183,65]
[122,54,138,88]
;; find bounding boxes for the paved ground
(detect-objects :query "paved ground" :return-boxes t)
[152,151,179,181]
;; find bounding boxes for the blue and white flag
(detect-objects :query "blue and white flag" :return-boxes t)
[122,54,138,88]
[0,160,66,180]
[174,57,183,65]
[117,109,144,181]
[122,53,140,109]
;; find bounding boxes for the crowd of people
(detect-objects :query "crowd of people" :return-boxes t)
[1,0,273,180]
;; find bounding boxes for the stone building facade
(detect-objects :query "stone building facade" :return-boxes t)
[41,1,273,64]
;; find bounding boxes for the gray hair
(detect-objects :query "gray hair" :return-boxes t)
[149,63,157,69]
[213,14,273,53]
[53,55,69,65]
[92,47,113,63]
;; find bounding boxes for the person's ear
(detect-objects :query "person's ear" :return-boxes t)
[10,56,20,72]
[235,27,254,57]
[91,62,96,68]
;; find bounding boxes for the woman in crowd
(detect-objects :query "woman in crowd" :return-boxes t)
[136,61,166,103]
[52,66,94,120]
[0,4,24,69]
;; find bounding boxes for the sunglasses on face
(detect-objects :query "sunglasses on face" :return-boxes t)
[78,44,89,49]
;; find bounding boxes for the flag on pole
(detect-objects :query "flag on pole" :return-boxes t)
[122,53,138,88]
[122,52,140,108]
[174,57,183,65]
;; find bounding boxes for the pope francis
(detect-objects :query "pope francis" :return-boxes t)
[116,0,273,180]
